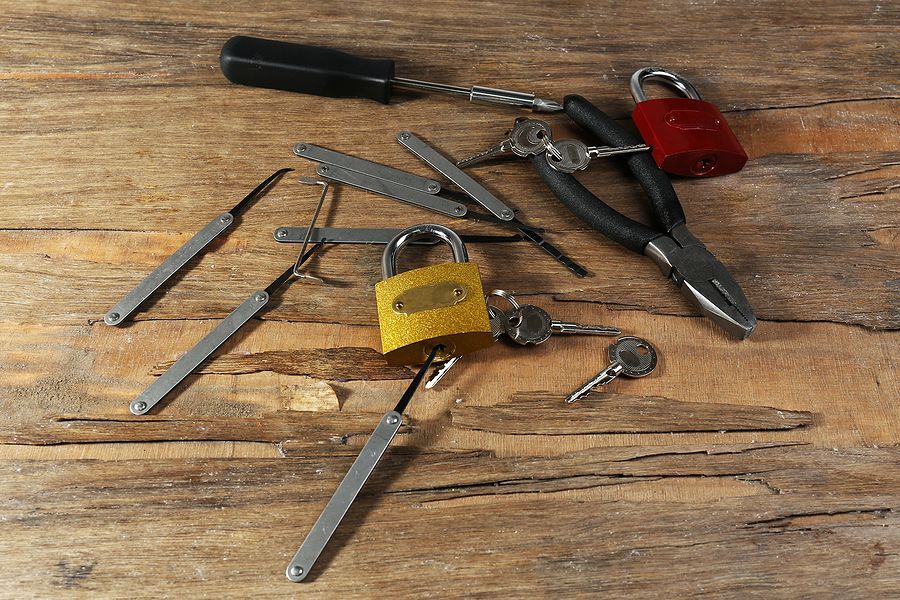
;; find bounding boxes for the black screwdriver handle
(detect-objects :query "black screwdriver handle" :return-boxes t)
[220,36,395,104]
[531,154,658,254]
[563,95,686,233]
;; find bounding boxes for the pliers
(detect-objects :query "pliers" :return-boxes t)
[531,95,756,339]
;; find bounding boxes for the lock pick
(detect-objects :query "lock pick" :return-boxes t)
[129,173,336,415]
[104,168,293,326]
[128,241,325,416]
[285,345,442,582]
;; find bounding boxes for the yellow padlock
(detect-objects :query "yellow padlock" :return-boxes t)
[375,224,494,366]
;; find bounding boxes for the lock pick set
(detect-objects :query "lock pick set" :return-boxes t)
[102,34,758,582]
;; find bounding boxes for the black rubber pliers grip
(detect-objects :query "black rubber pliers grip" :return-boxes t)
[532,94,687,253]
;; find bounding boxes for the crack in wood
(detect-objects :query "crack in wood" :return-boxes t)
[452,393,814,435]
[744,507,894,530]
[616,441,807,461]
[718,95,900,113]
[825,161,900,180]
[1,411,395,447]
[148,347,413,381]
[397,474,667,502]
[390,470,793,503]
[840,184,900,201]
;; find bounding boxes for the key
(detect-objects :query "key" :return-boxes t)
[544,138,650,173]
[504,303,621,345]
[456,118,554,168]
[424,304,506,389]
[565,336,658,403]
[425,289,515,389]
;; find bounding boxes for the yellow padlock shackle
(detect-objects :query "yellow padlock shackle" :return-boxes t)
[381,224,469,279]
[630,67,702,103]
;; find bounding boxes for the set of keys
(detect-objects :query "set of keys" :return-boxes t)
[425,289,658,397]
[456,118,650,173]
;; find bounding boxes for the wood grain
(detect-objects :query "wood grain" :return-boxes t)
[0,147,896,328]
[0,0,898,596]
[149,347,414,380]
[452,393,814,435]
[2,444,898,598]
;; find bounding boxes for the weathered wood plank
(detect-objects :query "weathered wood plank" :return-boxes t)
[1,1,896,110]
[0,412,397,448]
[149,347,414,380]
[452,393,813,435]
[1,445,897,597]
[0,4,897,332]
[1,98,896,233]
[0,0,898,596]
[1,146,897,328]
[0,316,895,453]
[0,390,814,447]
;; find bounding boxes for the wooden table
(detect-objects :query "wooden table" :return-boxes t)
[1,2,897,597]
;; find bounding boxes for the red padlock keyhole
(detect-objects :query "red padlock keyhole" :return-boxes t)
[630,68,747,178]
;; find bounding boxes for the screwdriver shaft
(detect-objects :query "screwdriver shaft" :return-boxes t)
[390,77,470,97]
[391,77,562,112]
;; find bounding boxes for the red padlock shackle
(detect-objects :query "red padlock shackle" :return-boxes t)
[630,67,702,103]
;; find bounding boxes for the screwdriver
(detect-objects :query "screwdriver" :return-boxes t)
[220,36,563,112]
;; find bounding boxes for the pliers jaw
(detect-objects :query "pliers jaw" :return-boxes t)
[644,225,757,339]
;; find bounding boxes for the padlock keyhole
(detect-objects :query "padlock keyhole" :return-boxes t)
[426,343,455,362]
[691,155,717,175]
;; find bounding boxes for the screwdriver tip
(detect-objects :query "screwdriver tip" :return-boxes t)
[534,98,564,113]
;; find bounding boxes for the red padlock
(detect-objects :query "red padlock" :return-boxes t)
[630,67,747,177]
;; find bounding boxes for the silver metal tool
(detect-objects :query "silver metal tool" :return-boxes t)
[286,345,441,582]
[129,242,324,415]
[292,177,331,279]
[565,336,658,403]
[130,291,271,415]
[297,132,586,276]
[391,78,562,113]
[544,138,650,173]
[104,168,291,326]
[504,303,621,345]
[397,131,516,221]
[296,137,587,278]
[425,304,506,390]
[132,181,335,414]
[455,119,554,169]
[281,212,587,278]
[273,226,521,245]
[293,143,441,194]
[315,163,467,218]
[424,289,521,390]
[129,232,323,415]
[643,224,756,340]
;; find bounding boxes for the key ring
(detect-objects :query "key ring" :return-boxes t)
[486,289,522,327]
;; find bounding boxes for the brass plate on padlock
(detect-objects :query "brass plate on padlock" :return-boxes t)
[375,262,494,366]
[391,280,467,315]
